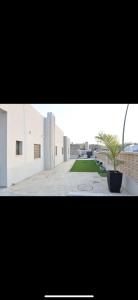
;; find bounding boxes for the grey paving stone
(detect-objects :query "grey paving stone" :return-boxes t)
[0,160,130,197]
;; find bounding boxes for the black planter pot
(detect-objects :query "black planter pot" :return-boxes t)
[107,171,123,193]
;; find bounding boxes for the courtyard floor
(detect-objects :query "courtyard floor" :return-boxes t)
[0,159,130,196]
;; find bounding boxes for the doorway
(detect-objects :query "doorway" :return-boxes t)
[0,108,7,187]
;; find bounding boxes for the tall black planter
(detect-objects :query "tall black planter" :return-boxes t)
[107,171,123,193]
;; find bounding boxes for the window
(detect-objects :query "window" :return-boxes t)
[34,144,41,159]
[16,141,23,155]
[55,146,58,156]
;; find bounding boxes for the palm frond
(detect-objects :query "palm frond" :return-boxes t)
[95,132,122,171]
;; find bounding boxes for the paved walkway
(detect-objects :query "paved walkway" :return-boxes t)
[0,159,130,196]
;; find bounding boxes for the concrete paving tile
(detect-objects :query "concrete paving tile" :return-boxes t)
[0,160,130,197]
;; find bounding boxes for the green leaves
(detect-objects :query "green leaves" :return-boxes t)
[95,132,123,171]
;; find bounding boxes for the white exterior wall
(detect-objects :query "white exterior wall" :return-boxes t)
[55,125,64,167]
[44,113,55,170]
[0,108,7,186]
[64,136,70,161]
[0,104,44,187]
[44,113,64,169]
[0,105,70,187]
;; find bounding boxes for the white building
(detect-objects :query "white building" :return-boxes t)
[0,104,70,187]
[85,142,89,151]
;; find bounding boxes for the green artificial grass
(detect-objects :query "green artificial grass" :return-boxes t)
[99,171,107,177]
[70,160,99,172]
[70,160,107,177]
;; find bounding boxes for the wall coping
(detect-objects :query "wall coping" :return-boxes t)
[97,151,138,156]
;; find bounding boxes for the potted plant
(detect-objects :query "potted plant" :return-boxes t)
[95,132,123,193]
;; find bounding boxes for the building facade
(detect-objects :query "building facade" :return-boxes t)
[0,104,70,187]
[70,142,90,158]
[70,144,81,158]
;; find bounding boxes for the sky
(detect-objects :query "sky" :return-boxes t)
[32,104,138,144]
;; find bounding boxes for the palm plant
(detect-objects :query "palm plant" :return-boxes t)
[95,132,123,171]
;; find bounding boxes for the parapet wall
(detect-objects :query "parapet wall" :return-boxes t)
[96,151,138,195]
[117,152,138,183]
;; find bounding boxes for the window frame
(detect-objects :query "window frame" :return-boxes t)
[34,144,41,159]
[16,141,23,156]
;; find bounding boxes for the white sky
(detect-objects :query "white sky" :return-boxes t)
[32,104,137,144]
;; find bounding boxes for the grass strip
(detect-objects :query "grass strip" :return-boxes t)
[70,160,107,177]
